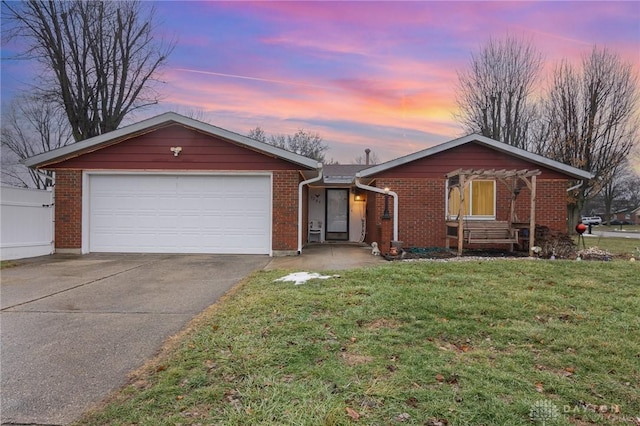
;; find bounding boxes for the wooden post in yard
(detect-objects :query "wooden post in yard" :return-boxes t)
[529,175,537,257]
[457,174,465,256]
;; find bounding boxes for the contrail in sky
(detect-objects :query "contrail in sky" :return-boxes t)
[174,68,333,90]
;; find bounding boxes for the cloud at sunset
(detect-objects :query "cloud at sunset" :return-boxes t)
[2,1,638,165]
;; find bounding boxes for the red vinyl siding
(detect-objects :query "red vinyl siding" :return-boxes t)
[45,124,303,171]
[374,143,569,180]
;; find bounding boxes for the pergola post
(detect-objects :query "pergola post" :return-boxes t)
[529,174,537,256]
[508,175,517,226]
[457,174,465,256]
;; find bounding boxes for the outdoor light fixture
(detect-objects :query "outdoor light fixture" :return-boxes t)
[382,187,391,219]
[354,189,366,202]
[170,146,183,156]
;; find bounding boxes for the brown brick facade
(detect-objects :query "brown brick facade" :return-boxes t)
[534,180,570,232]
[369,177,569,249]
[54,170,83,249]
[272,170,301,253]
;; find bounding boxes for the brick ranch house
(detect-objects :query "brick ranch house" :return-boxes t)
[25,112,592,257]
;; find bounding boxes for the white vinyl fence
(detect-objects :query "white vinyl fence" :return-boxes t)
[1,186,54,261]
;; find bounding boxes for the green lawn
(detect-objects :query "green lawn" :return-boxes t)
[598,225,640,233]
[577,236,640,258]
[77,260,639,425]
[0,260,18,269]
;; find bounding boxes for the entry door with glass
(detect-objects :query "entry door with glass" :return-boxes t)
[325,189,349,240]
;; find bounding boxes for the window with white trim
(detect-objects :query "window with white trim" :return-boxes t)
[447,180,496,219]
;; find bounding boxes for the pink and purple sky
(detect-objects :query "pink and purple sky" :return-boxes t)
[2,1,639,164]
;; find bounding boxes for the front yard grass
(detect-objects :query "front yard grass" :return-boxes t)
[577,236,640,258]
[0,260,18,269]
[599,225,640,233]
[78,260,639,425]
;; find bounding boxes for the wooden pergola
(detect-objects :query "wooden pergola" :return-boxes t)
[446,168,541,256]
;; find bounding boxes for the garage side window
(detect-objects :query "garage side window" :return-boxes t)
[447,180,496,219]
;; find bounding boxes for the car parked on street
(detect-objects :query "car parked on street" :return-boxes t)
[581,216,602,225]
[607,219,633,225]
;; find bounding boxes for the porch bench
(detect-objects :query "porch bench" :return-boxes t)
[447,220,519,246]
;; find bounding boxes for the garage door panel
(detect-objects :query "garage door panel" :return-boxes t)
[89,175,271,254]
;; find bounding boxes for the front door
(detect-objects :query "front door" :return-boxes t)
[326,189,349,240]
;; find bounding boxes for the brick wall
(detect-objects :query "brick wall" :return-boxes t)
[373,178,448,248]
[272,170,300,252]
[370,177,569,248]
[534,180,570,232]
[54,170,83,249]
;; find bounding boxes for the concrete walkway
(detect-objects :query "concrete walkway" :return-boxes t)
[265,243,384,271]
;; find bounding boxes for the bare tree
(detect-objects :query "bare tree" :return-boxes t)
[247,126,267,143]
[587,163,640,222]
[286,129,328,162]
[2,0,174,142]
[455,36,543,149]
[1,96,73,188]
[539,47,639,228]
[170,107,209,123]
[619,172,640,211]
[247,127,328,162]
[597,162,635,223]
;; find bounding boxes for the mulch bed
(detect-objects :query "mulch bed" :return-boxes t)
[385,247,531,261]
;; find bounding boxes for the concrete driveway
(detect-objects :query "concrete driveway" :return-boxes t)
[0,253,270,425]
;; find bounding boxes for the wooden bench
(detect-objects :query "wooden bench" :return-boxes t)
[446,220,519,247]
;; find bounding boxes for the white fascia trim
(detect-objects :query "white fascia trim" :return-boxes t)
[26,112,319,170]
[81,170,274,176]
[268,173,274,257]
[81,171,90,254]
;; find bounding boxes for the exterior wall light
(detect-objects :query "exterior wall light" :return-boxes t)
[382,187,391,219]
[170,146,182,156]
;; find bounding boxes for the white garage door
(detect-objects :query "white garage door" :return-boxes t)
[88,174,271,254]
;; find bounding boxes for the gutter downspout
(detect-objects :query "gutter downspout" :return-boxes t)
[355,176,398,241]
[567,180,583,192]
[297,164,324,254]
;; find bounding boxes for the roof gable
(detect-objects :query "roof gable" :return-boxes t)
[358,134,594,180]
[25,112,320,170]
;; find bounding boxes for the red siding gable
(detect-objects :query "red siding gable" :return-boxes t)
[45,124,302,171]
[375,142,569,179]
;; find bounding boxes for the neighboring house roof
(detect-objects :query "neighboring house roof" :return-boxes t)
[24,112,321,170]
[615,207,639,214]
[322,164,368,185]
[301,164,370,185]
[357,134,594,180]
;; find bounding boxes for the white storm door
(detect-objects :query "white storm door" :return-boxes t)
[325,188,349,240]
